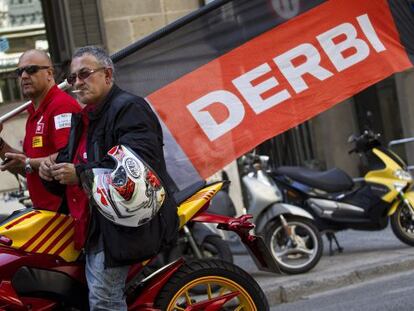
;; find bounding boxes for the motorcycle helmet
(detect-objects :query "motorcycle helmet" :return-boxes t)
[82,145,166,227]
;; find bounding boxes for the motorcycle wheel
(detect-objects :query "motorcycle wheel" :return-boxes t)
[154,258,269,311]
[390,203,414,246]
[264,216,323,274]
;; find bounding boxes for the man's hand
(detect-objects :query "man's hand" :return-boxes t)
[0,152,25,171]
[50,163,79,185]
[39,156,55,181]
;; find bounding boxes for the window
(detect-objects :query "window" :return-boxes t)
[0,75,22,104]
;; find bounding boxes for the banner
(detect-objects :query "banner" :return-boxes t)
[114,0,414,189]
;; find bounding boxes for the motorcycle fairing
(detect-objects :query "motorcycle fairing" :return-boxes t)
[388,191,414,216]
[193,213,281,274]
[365,148,410,203]
[177,182,223,228]
[341,183,388,212]
[0,208,80,262]
[127,258,184,310]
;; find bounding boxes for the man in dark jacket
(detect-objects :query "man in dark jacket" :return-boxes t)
[39,46,178,310]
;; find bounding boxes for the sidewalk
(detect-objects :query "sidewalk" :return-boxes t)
[233,228,414,307]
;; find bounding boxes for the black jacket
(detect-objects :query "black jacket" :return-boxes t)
[45,84,179,267]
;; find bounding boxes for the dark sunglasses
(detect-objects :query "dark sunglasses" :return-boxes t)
[67,67,106,85]
[15,65,50,77]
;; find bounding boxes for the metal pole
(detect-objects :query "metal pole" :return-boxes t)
[388,137,414,148]
[0,80,70,123]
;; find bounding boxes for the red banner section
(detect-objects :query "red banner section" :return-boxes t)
[148,0,413,179]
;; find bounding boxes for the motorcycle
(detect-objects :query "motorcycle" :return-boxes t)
[271,131,414,254]
[239,153,323,274]
[1,175,233,270]
[0,180,277,310]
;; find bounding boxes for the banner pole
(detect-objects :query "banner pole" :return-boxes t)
[0,80,70,123]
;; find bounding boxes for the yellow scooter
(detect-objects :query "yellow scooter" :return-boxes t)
[272,131,414,252]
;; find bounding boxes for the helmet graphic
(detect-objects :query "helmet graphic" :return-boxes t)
[86,145,165,227]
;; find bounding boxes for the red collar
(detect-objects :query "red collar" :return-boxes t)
[27,85,59,116]
[80,103,97,126]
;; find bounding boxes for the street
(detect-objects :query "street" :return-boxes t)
[270,270,414,311]
[233,225,414,308]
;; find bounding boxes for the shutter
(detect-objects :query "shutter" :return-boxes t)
[68,0,105,48]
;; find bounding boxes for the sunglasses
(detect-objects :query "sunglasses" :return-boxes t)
[15,65,50,77]
[67,67,106,85]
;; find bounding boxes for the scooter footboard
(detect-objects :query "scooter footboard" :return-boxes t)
[192,213,281,274]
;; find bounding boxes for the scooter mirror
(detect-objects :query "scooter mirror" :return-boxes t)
[347,134,357,143]
[259,155,270,170]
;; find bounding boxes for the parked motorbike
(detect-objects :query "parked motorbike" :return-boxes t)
[0,180,277,310]
[271,131,414,254]
[240,153,323,274]
[1,175,233,271]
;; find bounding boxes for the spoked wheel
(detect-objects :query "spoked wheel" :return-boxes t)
[391,203,414,246]
[264,216,323,274]
[154,259,269,311]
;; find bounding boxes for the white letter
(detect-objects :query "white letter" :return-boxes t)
[274,43,334,94]
[317,23,370,72]
[357,14,386,52]
[232,63,291,114]
[187,90,245,141]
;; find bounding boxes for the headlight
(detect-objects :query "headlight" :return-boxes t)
[394,169,412,181]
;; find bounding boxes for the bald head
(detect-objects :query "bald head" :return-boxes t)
[19,49,53,68]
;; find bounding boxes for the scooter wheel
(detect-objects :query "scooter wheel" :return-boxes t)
[264,216,323,274]
[391,203,414,246]
[154,259,269,311]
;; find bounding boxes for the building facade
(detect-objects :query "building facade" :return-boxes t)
[0,0,48,190]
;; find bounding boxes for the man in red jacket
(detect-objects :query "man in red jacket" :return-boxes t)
[0,49,81,211]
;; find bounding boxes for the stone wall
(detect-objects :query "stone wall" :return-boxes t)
[100,0,202,53]
[311,99,361,178]
[395,69,414,167]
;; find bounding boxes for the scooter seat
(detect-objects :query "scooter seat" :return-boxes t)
[275,166,354,193]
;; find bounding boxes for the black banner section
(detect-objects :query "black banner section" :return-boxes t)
[113,0,326,97]
[388,0,414,64]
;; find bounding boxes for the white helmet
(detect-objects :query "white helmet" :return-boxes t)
[84,145,166,227]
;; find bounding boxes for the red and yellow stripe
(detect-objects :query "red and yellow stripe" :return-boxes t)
[178,182,223,227]
[0,210,80,262]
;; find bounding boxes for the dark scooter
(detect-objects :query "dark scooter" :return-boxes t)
[271,131,414,254]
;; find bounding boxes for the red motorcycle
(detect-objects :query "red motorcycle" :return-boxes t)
[0,181,279,310]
